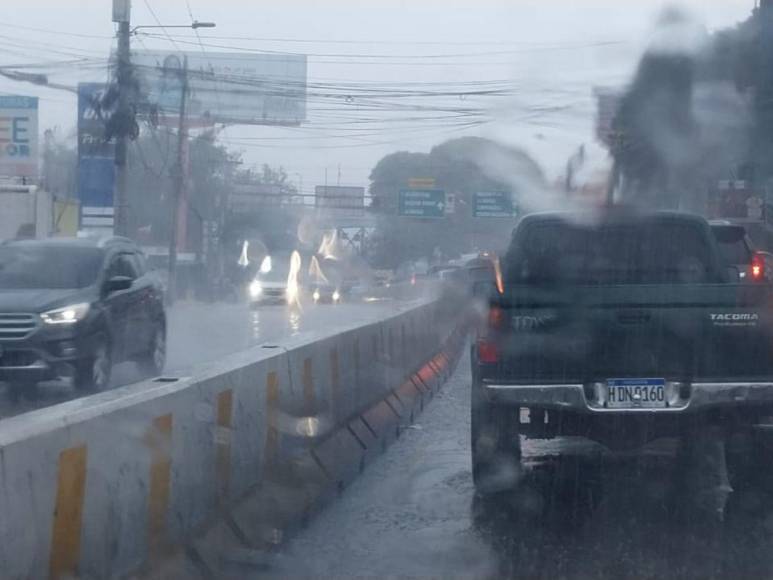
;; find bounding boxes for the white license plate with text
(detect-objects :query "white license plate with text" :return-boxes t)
[607,378,666,409]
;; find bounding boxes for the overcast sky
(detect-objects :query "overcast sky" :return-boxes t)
[0,0,754,191]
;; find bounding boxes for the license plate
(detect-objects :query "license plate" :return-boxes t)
[606,378,666,409]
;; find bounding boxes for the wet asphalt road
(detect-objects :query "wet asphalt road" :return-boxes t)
[256,355,773,580]
[0,298,406,420]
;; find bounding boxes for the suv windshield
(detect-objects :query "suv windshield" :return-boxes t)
[507,220,715,285]
[257,261,291,283]
[0,246,104,290]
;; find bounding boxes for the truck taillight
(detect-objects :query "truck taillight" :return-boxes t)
[752,256,764,281]
[488,306,505,329]
[477,340,499,364]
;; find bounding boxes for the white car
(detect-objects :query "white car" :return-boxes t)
[248,255,294,306]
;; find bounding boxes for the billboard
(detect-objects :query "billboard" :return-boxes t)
[0,95,38,178]
[229,183,283,212]
[132,51,307,126]
[315,185,365,216]
[77,83,115,230]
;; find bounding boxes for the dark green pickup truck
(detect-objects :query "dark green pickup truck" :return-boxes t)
[472,209,773,493]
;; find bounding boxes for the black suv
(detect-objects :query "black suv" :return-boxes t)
[0,236,166,398]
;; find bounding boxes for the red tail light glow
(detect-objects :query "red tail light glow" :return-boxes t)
[488,306,505,329]
[752,257,763,281]
[477,340,499,364]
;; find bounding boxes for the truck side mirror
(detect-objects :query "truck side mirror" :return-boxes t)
[725,266,741,283]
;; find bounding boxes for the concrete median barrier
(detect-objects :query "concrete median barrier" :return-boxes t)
[0,296,467,580]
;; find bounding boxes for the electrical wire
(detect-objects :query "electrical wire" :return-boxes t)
[0,22,112,40]
[136,33,625,60]
[141,0,182,51]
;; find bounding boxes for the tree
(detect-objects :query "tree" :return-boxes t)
[127,127,243,250]
[367,136,546,268]
[610,7,759,211]
[42,129,77,197]
[222,162,301,257]
[369,151,431,212]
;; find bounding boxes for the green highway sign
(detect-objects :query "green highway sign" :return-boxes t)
[473,191,516,218]
[399,189,446,218]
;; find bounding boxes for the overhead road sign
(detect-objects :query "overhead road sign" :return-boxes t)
[399,189,446,218]
[473,191,516,218]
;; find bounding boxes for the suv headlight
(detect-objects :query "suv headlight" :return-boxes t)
[41,303,91,325]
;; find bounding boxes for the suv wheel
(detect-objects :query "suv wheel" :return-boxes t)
[138,321,166,378]
[471,383,522,495]
[75,339,112,392]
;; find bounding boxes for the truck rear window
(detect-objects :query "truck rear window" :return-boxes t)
[506,220,714,285]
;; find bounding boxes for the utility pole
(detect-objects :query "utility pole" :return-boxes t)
[113,0,132,237]
[167,56,189,304]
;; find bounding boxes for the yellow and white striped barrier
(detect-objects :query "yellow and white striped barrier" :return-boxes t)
[0,298,466,579]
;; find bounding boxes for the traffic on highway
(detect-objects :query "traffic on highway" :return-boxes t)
[5,2,773,580]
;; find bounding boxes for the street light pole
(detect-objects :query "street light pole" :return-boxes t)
[112,10,214,241]
[167,55,189,305]
[114,18,131,237]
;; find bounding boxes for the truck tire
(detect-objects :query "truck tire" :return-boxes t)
[471,382,522,495]
[74,338,112,392]
[726,428,773,493]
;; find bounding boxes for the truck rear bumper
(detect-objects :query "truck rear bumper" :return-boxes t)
[483,381,773,413]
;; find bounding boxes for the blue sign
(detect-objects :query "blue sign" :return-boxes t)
[473,191,516,218]
[399,189,446,218]
[79,157,116,208]
[77,83,115,210]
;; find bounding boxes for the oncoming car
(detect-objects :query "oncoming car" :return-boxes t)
[0,237,166,399]
[248,254,298,306]
[311,283,342,304]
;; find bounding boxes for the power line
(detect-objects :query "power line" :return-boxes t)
[142,31,626,48]
[141,0,182,51]
[0,21,112,40]
[136,33,626,61]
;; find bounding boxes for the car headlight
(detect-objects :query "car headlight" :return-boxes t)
[249,280,263,298]
[41,303,91,325]
[313,289,321,302]
[332,290,341,302]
